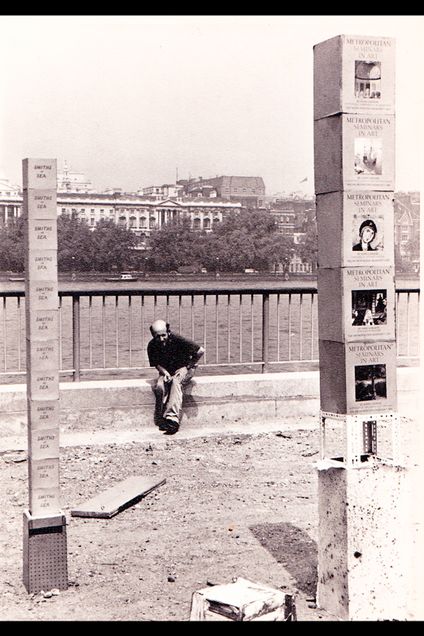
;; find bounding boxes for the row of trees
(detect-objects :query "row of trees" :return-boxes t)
[0,215,138,273]
[0,210,317,274]
[147,212,309,273]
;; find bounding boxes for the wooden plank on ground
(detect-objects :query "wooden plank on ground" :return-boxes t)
[70,475,166,519]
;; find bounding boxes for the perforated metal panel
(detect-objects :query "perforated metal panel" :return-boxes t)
[23,511,68,593]
[319,410,402,468]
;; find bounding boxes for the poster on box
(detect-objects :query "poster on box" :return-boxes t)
[344,267,395,341]
[316,191,394,268]
[344,36,395,115]
[313,34,395,118]
[344,115,395,190]
[345,340,397,412]
[346,191,394,265]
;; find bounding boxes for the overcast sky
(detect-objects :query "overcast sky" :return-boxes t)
[0,15,423,196]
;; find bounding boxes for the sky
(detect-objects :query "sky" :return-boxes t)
[0,15,423,196]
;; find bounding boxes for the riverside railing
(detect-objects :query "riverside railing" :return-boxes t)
[0,286,420,381]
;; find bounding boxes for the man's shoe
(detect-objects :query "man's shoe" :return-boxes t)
[159,419,169,431]
[163,419,179,435]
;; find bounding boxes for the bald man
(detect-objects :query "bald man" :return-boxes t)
[147,319,204,434]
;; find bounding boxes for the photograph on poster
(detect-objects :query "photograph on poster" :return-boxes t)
[351,289,387,325]
[354,137,382,175]
[354,60,382,99]
[354,364,387,402]
[352,217,383,251]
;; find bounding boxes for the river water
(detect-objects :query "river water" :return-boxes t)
[0,276,419,381]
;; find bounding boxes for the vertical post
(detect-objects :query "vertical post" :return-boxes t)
[262,293,269,373]
[72,295,81,382]
[22,158,68,593]
[314,35,406,620]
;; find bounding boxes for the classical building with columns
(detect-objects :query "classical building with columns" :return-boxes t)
[0,188,242,244]
[0,173,21,225]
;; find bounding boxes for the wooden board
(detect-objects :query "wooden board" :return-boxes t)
[70,476,166,518]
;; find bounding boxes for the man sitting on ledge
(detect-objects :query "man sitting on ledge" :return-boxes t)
[147,319,205,435]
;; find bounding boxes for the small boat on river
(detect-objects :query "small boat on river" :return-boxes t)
[104,272,139,282]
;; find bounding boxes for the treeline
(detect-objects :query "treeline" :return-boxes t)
[0,210,317,273]
[0,215,138,273]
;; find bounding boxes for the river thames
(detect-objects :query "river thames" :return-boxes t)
[0,275,419,382]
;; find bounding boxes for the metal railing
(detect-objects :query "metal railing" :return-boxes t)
[0,286,420,381]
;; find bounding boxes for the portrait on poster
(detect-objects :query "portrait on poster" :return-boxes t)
[352,215,384,252]
[355,363,387,402]
[354,60,382,100]
[351,289,387,326]
[354,137,382,175]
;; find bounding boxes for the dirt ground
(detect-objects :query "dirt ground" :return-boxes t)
[0,424,341,622]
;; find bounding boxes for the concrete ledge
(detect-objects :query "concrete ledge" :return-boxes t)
[0,368,419,437]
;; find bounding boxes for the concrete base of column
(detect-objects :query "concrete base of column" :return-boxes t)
[23,509,68,593]
[317,463,408,620]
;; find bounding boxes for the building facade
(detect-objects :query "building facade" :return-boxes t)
[394,192,420,269]
[181,175,266,208]
[57,161,94,193]
[0,190,242,244]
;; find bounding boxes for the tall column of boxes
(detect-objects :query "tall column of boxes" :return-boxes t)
[314,34,398,462]
[314,36,407,620]
[22,159,68,593]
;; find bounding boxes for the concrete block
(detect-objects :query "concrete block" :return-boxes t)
[22,159,57,190]
[28,399,60,431]
[314,113,395,194]
[317,266,395,342]
[29,428,60,461]
[316,191,394,268]
[21,190,57,221]
[26,250,58,282]
[318,463,408,620]
[182,397,277,427]
[275,397,320,419]
[319,339,397,414]
[314,34,395,119]
[59,405,153,432]
[317,467,348,618]
[26,218,57,251]
[59,382,155,412]
[0,370,416,440]
[30,457,60,491]
[186,372,320,400]
[29,486,61,518]
[26,280,59,311]
[26,310,59,342]
[26,339,59,372]
[28,371,59,401]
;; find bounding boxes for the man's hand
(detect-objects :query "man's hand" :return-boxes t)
[188,346,205,369]
[157,365,171,382]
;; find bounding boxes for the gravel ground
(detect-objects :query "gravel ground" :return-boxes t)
[0,418,421,622]
[0,427,339,622]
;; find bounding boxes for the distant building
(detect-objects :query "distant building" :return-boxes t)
[289,253,313,275]
[181,175,266,208]
[0,170,21,224]
[0,187,241,245]
[394,191,420,272]
[140,184,184,200]
[57,161,94,193]
[268,193,315,238]
[269,209,296,235]
[0,171,20,197]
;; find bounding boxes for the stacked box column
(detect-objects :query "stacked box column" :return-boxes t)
[22,158,68,593]
[314,35,407,619]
